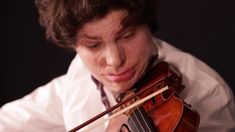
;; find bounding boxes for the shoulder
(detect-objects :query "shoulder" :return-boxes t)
[155,38,233,103]
[155,38,235,130]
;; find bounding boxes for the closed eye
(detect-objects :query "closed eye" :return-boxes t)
[117,28,136,42]
[85,42,102,49]
[122,31,134,39]
[78,38,102,50]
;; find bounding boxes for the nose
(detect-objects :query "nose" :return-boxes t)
[106,44,125,68]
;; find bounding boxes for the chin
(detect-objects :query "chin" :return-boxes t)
[108,81,135,94]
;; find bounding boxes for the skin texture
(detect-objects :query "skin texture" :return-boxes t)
[76,10,157,94]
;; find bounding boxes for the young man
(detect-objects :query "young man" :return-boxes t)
[1,0,235,131]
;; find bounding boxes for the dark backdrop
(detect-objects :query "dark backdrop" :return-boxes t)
[1,0,235,107]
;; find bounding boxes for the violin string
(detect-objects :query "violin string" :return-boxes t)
[81,86,169,132]
[127,101,141,132]
[131,106,146,132]
[136,107,152,132]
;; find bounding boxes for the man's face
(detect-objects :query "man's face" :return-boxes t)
[76,10,157,94]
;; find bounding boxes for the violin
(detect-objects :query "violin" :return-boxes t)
[69,62,200,132]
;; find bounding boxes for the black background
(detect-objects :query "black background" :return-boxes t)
[1,0,235,107]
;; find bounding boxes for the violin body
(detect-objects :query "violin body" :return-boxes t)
[69,62,200,132]
[107,62,200,132]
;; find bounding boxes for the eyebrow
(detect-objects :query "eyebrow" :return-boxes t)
[78,26,135,41]
[79,34,102,41]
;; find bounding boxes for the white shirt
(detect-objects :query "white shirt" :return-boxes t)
[0,38,235,132]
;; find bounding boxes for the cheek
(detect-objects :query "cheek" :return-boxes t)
[126,36,152,60]
[77,48,98,72]
[82,56,95,66]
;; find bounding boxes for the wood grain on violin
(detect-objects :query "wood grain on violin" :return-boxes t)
[69,62,200,132]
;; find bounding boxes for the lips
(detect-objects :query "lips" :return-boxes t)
[106,68,135,82]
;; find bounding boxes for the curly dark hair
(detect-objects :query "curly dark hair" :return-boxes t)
[35,0,158,48]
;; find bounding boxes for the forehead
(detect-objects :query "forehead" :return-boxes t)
[78,10,128,37]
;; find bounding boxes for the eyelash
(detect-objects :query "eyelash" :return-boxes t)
[86,42,101,49]
[119,30,135,41]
